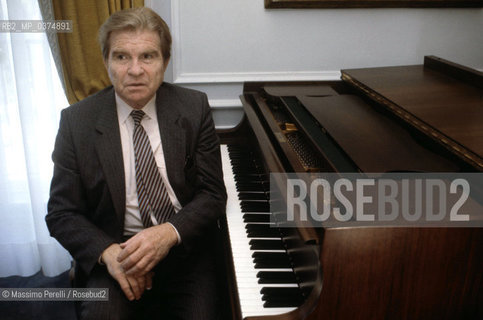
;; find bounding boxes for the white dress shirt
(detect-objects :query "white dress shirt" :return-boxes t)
[116,93,182,239]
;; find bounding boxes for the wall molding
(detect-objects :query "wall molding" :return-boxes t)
[170,0,183,84]
[174,70,341,84]
[169,0,340,85]
[209,99,243,109]
[209,99,245,130]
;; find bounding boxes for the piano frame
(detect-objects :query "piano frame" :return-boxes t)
[217,56,483,320]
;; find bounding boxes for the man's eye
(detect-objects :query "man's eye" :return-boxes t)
[143,54,153,59]
[116,54,127,60]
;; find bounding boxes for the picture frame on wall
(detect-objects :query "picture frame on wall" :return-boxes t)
[264,0,483,8]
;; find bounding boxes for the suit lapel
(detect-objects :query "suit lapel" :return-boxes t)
[156,84,185,198]
[94,88,126,228]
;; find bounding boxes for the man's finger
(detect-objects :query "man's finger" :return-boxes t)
[126,276,142,300]
[119,248,143,272]
[144,260,159,276]
[124,254,152,276]
[117,240,141,263]
[135,275,146,294]
[145,272,154,290]
[117,275,135,301]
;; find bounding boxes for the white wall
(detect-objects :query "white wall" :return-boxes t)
[148,0,483,128]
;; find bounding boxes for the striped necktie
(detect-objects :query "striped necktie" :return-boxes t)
[131,110,175,228]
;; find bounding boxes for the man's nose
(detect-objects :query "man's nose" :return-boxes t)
[128,59,144,76]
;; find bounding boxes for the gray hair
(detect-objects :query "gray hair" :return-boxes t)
[98,7,171,62]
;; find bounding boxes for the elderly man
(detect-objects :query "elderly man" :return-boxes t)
[46,7,226,320]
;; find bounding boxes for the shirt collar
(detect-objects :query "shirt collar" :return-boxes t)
[116,94,157,124]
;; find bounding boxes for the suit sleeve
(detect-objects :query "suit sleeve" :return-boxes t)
[46,110,115,275]
[168,93,227,252]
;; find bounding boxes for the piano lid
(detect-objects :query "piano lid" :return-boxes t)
[264,84,338,97]
[297,94,460,172]
[341,56,483,171]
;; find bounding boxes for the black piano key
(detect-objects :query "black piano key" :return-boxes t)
[233,174,263,180]
[262,295,302,304]
[255,260,292,269]
[263,300,302,308]
[253,262,291,269]
[243,213,271,223]
[260,287,303,302]
[231,165,259,170]
[247,229,280,238]
[232,168,262,176]
[236,183,265,192]
[232,174,267,181]
[252,252,291,265]
[253,256,290,264]
[235,180,266,187]
[262,287,304,307]
[257,271,297,284]
[234,173,266,182]
[253,252,292,269]
[241,201,270,212]
[236,182,266,190]
[261,288,304,308]
[238,192,268,200]
[231,160,265,170]
[245,224,280,238]
[231,160,263,169]
[262,291,303,301]
[249,239,285,250]
[260,287,301,294]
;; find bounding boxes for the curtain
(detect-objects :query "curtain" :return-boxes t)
[0,0,71,277]
[38,0,66,94]
[52,0,144,104]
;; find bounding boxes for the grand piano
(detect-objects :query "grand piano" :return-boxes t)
[217,56,483,319]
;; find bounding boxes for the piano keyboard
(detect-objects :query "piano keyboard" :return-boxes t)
[221,144,303,318]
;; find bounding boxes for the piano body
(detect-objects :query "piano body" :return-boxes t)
[217,56,483,319]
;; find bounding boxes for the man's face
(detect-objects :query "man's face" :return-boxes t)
[105,29,168,109]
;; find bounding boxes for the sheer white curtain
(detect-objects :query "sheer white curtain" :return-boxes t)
[0,0,72,277]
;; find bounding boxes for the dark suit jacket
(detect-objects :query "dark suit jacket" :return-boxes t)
[46,82,227,278]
